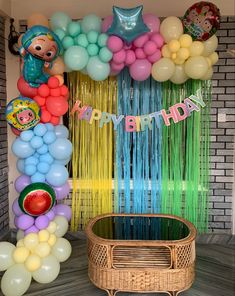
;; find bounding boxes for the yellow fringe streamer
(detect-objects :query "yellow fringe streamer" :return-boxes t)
[67,72,117,231]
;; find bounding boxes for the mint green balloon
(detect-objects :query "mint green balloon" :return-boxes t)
[97,33,108,47]
[67,21,81,37]
[81,14,102,33]
[87,56,110,81]
[87,30,99,44]
[54,28,66,41]
[62,36,74,50]
[99,47,113,62]
[50,12,71,32]
[74,34,89,48]
[87,44,99,56]
[64,46,89,70]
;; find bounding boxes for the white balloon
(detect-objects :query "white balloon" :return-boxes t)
[201,67,213,80]
[53,215,69,237]
[170,65,189,84]
[160,16,183,43]
[0,242,15,271]
[202,35,218,57]
[151,58,175,82]
[1,264,32,296]
[52,238,72,262]
[32,255,60,284]
[185,56,208,79]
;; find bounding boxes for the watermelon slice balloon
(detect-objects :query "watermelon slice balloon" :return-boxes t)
[18,183,56,216]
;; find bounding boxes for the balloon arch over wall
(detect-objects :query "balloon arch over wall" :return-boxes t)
[0,2,220,295]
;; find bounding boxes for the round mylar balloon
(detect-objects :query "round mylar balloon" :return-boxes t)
[183,1,220,41]
[18,183,56,216]
[6,97,40,131]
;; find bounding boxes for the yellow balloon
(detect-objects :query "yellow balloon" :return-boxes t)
[24,233,39,251]
[160,16,183,43]
[201,67,213,80]
[27,13,49,28]
[202,35,218,57]
[38,230,50,242]
[51,238,72,262]
[185,56,208,79]
[189,41,204,57]
[151,58,175,82]
[177,48,190,60]
[48,234,57,247]
[13,247,30,263]
[179,34,193,48]
[25,254,42,272]
[34,242,51,258]
[162,44,171,58]
[47,221,57,234]
[168,39,180,53]
[171,53,177,60]
[16,239,25,247]
[45,57,65,75]
[0,242,15,271]
[174,57,185,65]
[209,52,219,65]
[170,65,188,84]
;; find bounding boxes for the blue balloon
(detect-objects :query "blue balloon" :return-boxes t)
[17,159,25,173]
[33,152,40,159]
[25,156,39,166]
[107,6,149,44]
[43,131,56,144]
[12,138,35,158]
[37,162,50,174]
[46,164,69,187]
[30,136,44,149]
[54,158,71,165]
[50,12,72,32]
[54,125,69,138]
[31,172,46,183]
[45,123,54,131]
[49,138,72,160]
[37,144,48,155]
[20,130,34,142]
[25,164,37,176]
[34,123,47,137]
[39,153,54,165]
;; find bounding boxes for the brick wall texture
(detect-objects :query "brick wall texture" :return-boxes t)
[0,17,9,235]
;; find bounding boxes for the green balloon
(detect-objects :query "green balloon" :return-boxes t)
[67,21,81,37]
[87,30,99,44]
[74,34,89,48]
[64,46,89,70]
[62,36,74,50]
[86,56,110,81]
[87,44,99,56]
[81,14,102,33]
[50,12,71,32]
[99,47,113,63]
[54,28,66,41]
[97,33,108,47]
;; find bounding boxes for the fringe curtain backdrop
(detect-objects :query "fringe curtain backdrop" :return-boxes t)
[67,72,117,231]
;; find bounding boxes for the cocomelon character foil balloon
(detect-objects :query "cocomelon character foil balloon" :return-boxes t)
[20,25,62,87]
[183,1,220,41]
[6,96,40,131]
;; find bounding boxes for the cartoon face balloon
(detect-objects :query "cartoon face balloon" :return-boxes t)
[6,97,40,131]
[183,1,220,41]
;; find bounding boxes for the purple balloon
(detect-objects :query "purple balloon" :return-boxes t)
[12,198,24,216]
[45,208,56,221]
[17,214,35,230]
[53,182,70,200]
[35,215,50,230]
[24,225,39,235]
[14,216,19,228]
[54,204,72,221]
[15,175,31,193]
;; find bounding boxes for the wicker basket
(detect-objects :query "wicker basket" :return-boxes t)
[86,214,197,296]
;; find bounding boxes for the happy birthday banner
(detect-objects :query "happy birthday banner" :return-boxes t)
[71,89,206,132]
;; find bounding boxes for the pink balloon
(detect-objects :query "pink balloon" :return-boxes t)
[129,59,152,81]
[107,36,123,53]
[110,61,125,72]
[54,204,72,221]
[135,48,147,59]
[12,198,24,216]
[133,34,149,48]
[24,225,39,235]
[112,49,126,64]
[125,50,136,65]
[151,33,164,48]
[147,49,162,63]
[102,15,113,32]
[143,40,157,56]
[143,14,160,33]
[15,175,31,193]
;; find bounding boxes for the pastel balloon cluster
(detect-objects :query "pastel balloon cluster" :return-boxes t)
[151,16,219,84]
[50,12,112,81]
[12,123,71,187]
[33,76,69,125]
[0,216,71,296]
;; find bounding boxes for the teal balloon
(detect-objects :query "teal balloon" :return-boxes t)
[98,33,108,47]
[107,6,149,44]
[81,14,102,33]
[74,34,89,47]
[87,30,99,44]
[62,36,74,49]
[86,56,110,81]
[64,46,89,70]
[50,12,71,32]
[99,47,113,62]
[67,21,81,37]
[54,28,66,41]
[87,44,99,56]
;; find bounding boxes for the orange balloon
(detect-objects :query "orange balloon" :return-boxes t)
[45,57,65,76]
[54,75,64,86]
[27,13,49,28]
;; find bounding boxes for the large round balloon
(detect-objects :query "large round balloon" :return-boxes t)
[18,183,56,216]
[0,242,15,271]
[6,97,40,131]
[183,1,220,41]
